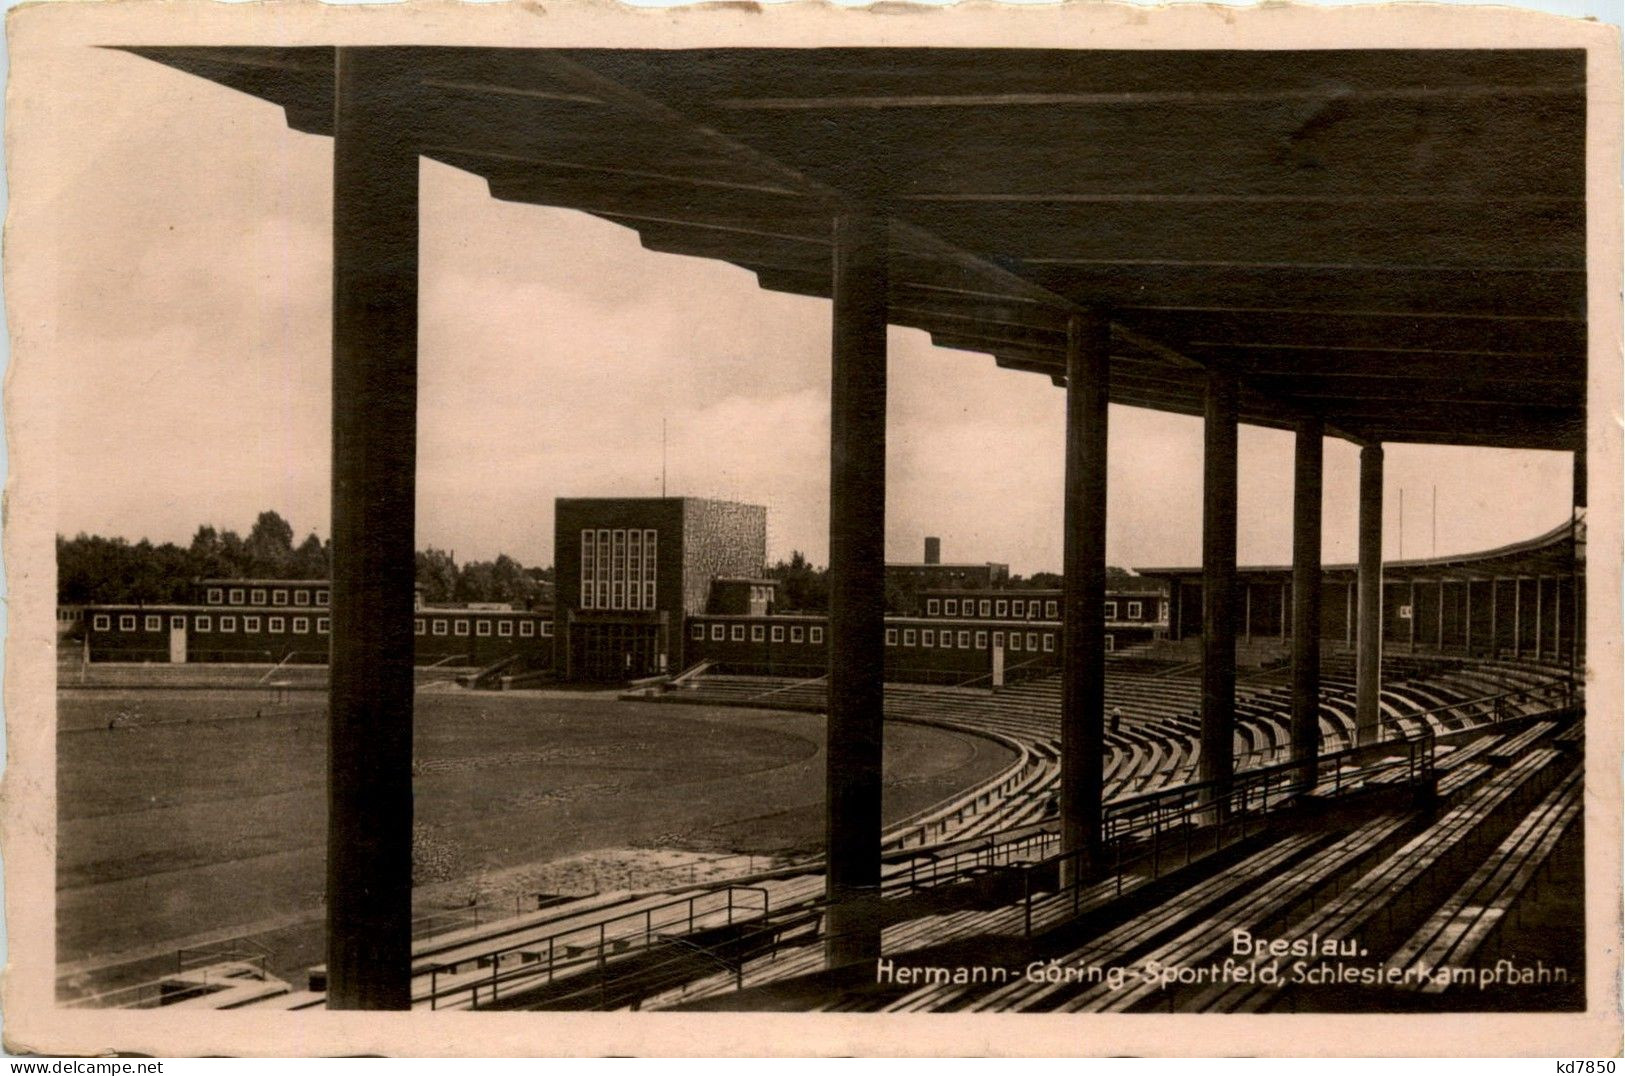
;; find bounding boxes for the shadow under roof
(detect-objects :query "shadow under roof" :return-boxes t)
[126,46,1587,452]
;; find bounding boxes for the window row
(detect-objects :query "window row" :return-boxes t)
[924,597,1061,619]
[920,597,1161,621]
[691,622,824,645]
[413,618,552,638]
[92,613,549,639]
[581,528,659,612]
[887,627,1057,653]
[95,613,332,635]
[204,586,329,607]
[1106,601,1148,621]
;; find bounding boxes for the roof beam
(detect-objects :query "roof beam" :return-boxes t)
[1016,262,1585,320]
[429,145,812,198]
[900,192,1582,206]
[1126,309,1584,356]
[1251,375,1583,408]
[709,83,1583,111]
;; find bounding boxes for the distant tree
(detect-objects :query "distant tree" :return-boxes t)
[456,561,497,603]
[244,510,296,577]
[415,547,459,604]
[188,525,232,580]
[58,513,552,609]
[57,533,125,605]
[219,529,249,577]
[766,551,829,613]
[290,533,330,579]
[489,554,530,604]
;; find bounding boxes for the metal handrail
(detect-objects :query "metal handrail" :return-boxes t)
[1007,732,1435,936]
[1392,679,1570,731]
[426,885,771,1010]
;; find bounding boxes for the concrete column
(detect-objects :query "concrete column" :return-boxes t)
[1409,580,1417,651]
[1060,309,1109,877]
[1243,584,1252,641]
[1465,579,1473,654]
[327,47,419,1011]
[1200,368,1239,801]
[1490,577,1499,657]
[1437,580,1446,652]
[1574,444,1587,509]
[1547,578,1560,663]
[1356,444,1384,745]
[824,211,889,967]
[1280,582,1289,641]
[1514,576,1522,658]
[1289,418,1323,789]
[1570,447,1584,697]
[1346,581,1354,646]
[1533,577,1545,660]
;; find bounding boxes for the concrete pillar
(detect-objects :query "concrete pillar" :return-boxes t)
[327,47,419,1011]
[1289,418,1323,789]
[1490,577,1499,657]
[1438,580,1447,652]
[1200,368,1238,801]
[1465,579,1474,655]
[1514,576,1523,658]
[824,211,889,967]
[1534,576,1545,661]
[1548,577,1557,660]
[1346,581,1354,646]
[1409,580,1417,651]
[1060,309,1109,877]
[1574,444,1587,509]
[1356,444,1384,745]
[1570,447,1584,697]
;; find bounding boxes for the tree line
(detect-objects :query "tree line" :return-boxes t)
[57,510,551,607]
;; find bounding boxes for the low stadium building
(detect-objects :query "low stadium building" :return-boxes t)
[80,577,552,667]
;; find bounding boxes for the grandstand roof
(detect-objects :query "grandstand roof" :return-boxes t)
[127,46,1586,453]
[1135,516,1583,582]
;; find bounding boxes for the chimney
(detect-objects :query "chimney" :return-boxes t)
[924,537,941,565]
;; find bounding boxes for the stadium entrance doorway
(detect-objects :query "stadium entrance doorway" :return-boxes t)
[570,621,664,682]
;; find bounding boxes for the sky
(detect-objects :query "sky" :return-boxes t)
[38,44,1581,578]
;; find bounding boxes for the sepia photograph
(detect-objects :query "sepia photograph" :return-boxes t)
[2,0,1620,1057]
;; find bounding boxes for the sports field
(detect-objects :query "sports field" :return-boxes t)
[56,686,1013,991]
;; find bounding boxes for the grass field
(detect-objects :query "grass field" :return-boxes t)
[57,686,1013,990]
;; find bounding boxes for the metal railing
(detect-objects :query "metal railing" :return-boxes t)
[881,730,1039,851]
[1451,680,1574,728]
[1009,725,1436,935]
[176,941,271,976]
[887,825,1059,894]
[426,886,770,1010]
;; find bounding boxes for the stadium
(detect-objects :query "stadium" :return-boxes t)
[48,42,1594,1019]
